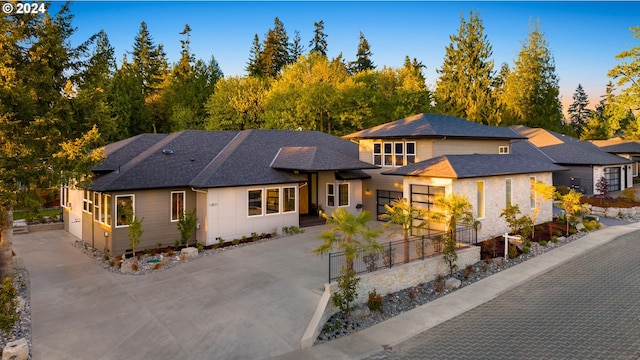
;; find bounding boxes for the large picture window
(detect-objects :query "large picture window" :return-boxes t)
[171,191,185,222]
[116,195,134,227]
[248,189,262,216]
[338,183,349,207]
[604,167,621,192]
[283,187,296,213]
[266,188,280,214]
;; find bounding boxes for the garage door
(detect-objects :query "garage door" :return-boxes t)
[376,190,403,220]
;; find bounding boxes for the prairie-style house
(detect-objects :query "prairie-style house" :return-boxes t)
[61,130,376,255]
[343,113,566,241]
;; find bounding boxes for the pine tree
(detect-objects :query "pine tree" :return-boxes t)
[289,30,305,63]
[567,84,591,136]
[258,17,290,78]
[0,3,103,279]
[608,27,640,138]
[246,34,264,77]
[502,20,564,131]
[309,20,328,56]
[434,10,495,124]
[350,31,375,73]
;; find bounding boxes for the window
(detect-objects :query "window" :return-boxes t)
[248,189,263,216]
[283,187,296,213]
[394,142,404,166]
[505,179,512,207]
[477,181,485,219]
[406,142,416,164]
[266,188,280,214]
[373,143,382,166]
[94,192,101,222]
[104,194,111,227]
[634,163,638,177]
[338,183,349,207]
[383,142,393,166]
[116,195,134,227]
[61,186,69,208]
[171,191,185,222]
[530,176,536,209]
[604,167,621,191]
[83,190,92,214]
[327,184,335,207]
[499,145,510,154]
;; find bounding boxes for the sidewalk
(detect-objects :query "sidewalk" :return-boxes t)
[270,221,640,360]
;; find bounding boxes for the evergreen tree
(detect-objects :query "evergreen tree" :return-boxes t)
[434,10,495,124]
[309,20,328,56]
[289,30,305,63]
[0,3,103,279]
[491,62,510,126]
[74,30,118,143]
[246,34,264,76]
[502,21,564,131]
[567,84,591,136]
[608,27,640,138]
[108,55,146,140]
[258,17,290,77]
[350,31,375,73]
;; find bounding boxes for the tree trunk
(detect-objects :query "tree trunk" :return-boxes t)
[0,205,14,281]
[403,237,410,263]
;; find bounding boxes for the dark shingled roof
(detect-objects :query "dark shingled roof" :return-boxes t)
[271,146,378,171]
[90,129,375,192]
[382,154,567,179]
[343,113,525,140]
[511,125,632,166]
[591,139,640,154]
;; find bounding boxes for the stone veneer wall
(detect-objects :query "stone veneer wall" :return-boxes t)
[589,205,640,219]
[301,246,480,349]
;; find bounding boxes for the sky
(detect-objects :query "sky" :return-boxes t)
[56,1,640,112]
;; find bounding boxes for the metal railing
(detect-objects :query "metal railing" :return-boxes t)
[328,225,476,282]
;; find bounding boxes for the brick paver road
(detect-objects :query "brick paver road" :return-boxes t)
[365,230,640,360]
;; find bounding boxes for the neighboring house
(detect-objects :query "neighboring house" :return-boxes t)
[343,113,564,241]
[591,138,640,180]
[511,126,633,195]
[61,129,376,255]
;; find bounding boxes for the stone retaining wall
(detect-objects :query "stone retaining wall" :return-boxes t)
[588,205,640,219]
[301,246,481,349]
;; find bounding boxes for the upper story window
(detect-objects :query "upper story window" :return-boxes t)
[93,192,101,222]
[499,145,510,154]
[373,141,416,167]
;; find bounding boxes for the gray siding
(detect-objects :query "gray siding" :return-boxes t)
[110,188,197,255]
[554,165,593,194]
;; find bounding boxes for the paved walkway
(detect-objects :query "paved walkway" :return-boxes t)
[13,228,332,360]
[272,222,640,360]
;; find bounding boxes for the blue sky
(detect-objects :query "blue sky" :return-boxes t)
[61,1,640,111]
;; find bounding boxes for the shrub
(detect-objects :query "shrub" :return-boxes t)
[323,320,342,333]
[177,209,198,248]
[463,265,474,280]
[539,240,548,247]
[442,235,458,275]
[0,277,19,336]
[508,244,518,259]
[152,262,163,270]
[102,254,110,261]
[174,240,181,248]
[407,289,417,299]
[217,237,225,247]
[367,289,384,313]
[131,261,139,272]
[582,219,602,231]
[569,228,577,235]
[618,187,638,202]
[551,236,558,243]
[165,248,175,257]
[434,274,445,293]
[554,230,563,237]
[522,246,530,254]
[332,267,360,317]
[232,238,240,246]
[196,243,204,252]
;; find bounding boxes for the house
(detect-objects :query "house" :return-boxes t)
[343,113,566,241]
[511,126,633,195]
[61,129,377,255]
[591,138,640,180]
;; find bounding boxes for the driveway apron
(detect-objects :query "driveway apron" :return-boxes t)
[12,228,328,360]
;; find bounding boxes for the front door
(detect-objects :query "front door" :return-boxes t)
[298,173,318,215]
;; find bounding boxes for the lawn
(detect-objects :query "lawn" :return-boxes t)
[13,208,61,221]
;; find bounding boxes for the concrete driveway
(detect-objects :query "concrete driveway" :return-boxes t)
[12,227,331,360]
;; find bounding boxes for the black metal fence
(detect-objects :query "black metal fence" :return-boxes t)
[328,225,476,282]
